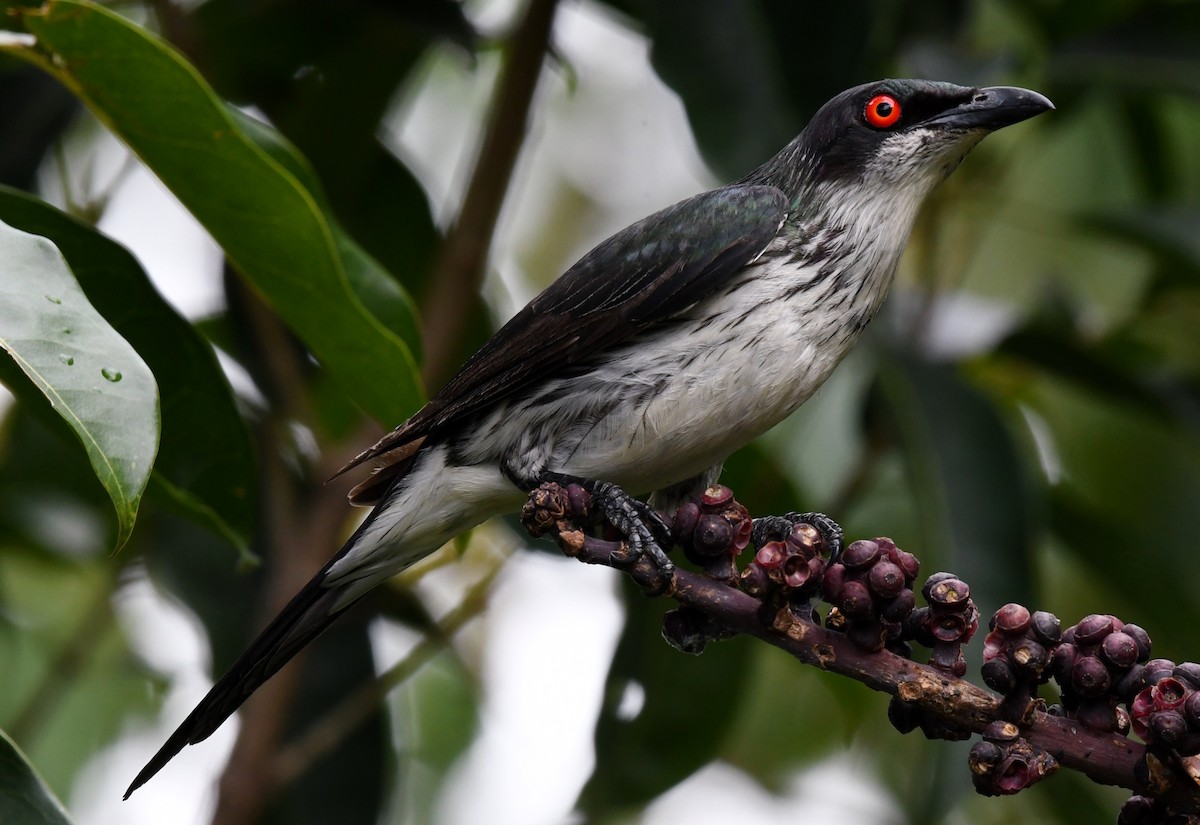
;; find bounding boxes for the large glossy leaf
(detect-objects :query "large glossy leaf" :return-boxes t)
[0,219,157,548]
[190,0,449,308]
[0,185,255,553]
[2,0,422,425]
[232,109,423,360]
[0,730,73,825]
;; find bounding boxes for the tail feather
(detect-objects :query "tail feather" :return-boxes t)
[123,570,354,799]
[116,466,423,805]
[125,449,459,799]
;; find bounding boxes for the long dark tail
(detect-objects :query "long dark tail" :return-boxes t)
[124,540,368,798]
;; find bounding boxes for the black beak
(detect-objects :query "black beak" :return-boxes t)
[928,86,1055,132]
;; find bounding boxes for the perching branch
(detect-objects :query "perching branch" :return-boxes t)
[521,480,1200,822]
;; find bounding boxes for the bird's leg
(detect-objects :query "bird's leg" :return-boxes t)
[539,472,675,578]
[751,511,844,562]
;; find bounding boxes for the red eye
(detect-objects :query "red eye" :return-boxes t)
[864,94,902,128]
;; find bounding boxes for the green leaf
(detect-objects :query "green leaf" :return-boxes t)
[5,0,422,424]
[0,185,256,555]
[232,108,423,361]
[0,219,158,548]
[0,729,74,825]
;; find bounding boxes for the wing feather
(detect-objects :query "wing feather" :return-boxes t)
[338,183,789,496]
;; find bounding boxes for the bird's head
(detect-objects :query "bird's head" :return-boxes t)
[750,79,1054,211]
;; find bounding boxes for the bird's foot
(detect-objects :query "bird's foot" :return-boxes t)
[542,473,675,585]
[751,511,844,562]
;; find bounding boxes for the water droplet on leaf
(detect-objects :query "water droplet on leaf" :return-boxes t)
[101,368,122,382]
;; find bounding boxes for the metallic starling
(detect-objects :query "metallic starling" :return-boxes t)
[126,78,1053,797]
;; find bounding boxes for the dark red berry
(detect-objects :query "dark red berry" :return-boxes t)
[739,563,770,596]
[881,588,915,623]
[982,658,1016,693]
[699,485,733,509]
[1184,691,1200,727]
[787,522,822,556]
[1072,655,1112,697]
[1113,664,1148,701]
[1152,676,1188,710]
[1101,632,1140,670]
[1143,658,1176,685]
[729,504,753,552]
[983,720,1020,743]
[693,513,733,557]
[894,550,919,581]
[905,606,934,647]
[1118,795,1159,825]
[842,539,881,571]
[931,612,969,643]
[868,560,905,599]
[839,580,873,620]
[1130,688,1155,737]
[1073,614,1114,646]
[924,575,970,609]
[1122,624,1152,662]
[781,554,812,588]
[1011,640,1048,678]
[993,603,1031,635]
[982,630,1008,663]
[1030,611,1062,646]
[1173,662,1200,690]
[1050,643,1079,685]
[887,697,921,734]
[969,740,1004,771]
[755,541,787,569]
[565,484,592,520]
[821,562,846,602]
[1150,710,1188,746]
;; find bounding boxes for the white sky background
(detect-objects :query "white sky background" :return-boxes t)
[56,1,895,823]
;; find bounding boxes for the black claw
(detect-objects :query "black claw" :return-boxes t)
[788,512,844,561]
[752,512,844,562]
[544,474,675,585]
[751,515,799,548]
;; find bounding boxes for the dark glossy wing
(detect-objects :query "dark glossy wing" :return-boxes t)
[340,183,788,495]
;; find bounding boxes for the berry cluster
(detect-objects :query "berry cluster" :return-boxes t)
[981,604,1060,720]
[968,720,1058,796]
[906,573,980,677]
[1050,614,1151,734]
[740,520,832,614]
[521,481,1200,819]
[1128,662,1200,755]
[672,485,752,577]
[1118,794,1197,825]
[821,538,920,652]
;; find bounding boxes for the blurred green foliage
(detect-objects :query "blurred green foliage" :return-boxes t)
[0,0,1198,823]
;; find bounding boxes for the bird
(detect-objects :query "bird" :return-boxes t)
[125,78,1053,797]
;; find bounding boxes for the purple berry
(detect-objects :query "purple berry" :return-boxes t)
[842,539,881,571]
[868,560,905,599]
[993,603,1031,635]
